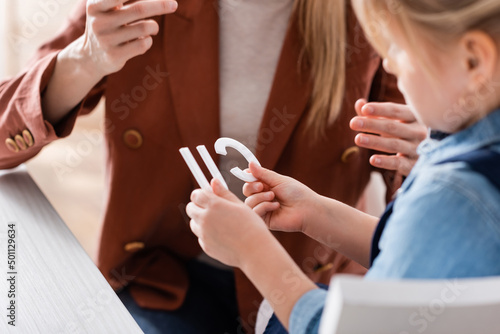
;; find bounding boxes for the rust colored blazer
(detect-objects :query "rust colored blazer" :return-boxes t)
[0,0,403,332]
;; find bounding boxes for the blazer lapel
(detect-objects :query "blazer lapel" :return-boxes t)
[162,0,220,151]
[255,18,312,170]
[163,2,311,169]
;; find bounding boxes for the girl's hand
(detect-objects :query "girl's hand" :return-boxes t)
[76,0,178,77]
[189,181,319,332]
[186,179,272,268]
[242,163,320,233]
[350,99,428,176]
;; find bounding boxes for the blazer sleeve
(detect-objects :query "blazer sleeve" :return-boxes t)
[368,61,406,202]
[0,0,105,169]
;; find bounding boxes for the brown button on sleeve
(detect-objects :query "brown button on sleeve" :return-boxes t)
[123,129,143,149]
[124,241,145,252]
[14,135,27,151]
[5,138,19,153]
[341,146,360,163]
[22,130,34,147]
[313,262,334,274]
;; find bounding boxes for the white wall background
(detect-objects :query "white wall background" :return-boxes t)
[0,1,12,78]
[1,0,78,75]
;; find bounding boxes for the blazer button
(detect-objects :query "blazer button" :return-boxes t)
[14,134,27,151]
[5,138,19,153]
[124,241,145,252]
[22,130,34,147]
[313,262,334,274]
[341,146,360,163]
[123,129,143,149]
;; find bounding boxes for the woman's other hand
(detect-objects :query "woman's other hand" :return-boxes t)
[350,99,428,176]
[42,0,178,124]
[81,0,178,77]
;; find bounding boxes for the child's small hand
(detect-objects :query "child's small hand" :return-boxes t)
[186,179,272,268]
[243,163,320,233]
[350,99,427,176]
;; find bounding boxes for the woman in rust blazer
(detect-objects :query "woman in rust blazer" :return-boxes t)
[0,0,424,333]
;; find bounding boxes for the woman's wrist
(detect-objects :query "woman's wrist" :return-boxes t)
[42,38,105,125]
[60,36,106,82]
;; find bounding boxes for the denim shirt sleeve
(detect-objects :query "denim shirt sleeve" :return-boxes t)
[367,165,500,280]
[289,289,328,334]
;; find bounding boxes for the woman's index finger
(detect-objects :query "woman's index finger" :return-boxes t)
[362,102,416,122]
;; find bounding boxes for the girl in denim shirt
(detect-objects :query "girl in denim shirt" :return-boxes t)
[186,0,500,332]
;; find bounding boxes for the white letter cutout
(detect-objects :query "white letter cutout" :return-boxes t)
[214,138,261,182]
[179,137,261,191]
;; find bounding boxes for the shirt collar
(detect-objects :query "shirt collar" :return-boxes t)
[418,109,500,165]
[429,130,450,141]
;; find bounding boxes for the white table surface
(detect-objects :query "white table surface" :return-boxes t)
[0,166,143,333]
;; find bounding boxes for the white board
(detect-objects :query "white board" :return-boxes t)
[320,274,500,334]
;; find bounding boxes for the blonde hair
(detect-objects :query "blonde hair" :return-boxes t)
[352,0,500,60]
[295,0,347,138]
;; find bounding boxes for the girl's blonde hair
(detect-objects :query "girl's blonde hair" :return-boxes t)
[295,0,346,138]
[352,0,500,61]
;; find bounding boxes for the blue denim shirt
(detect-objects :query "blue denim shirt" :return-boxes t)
[289,109,500,334]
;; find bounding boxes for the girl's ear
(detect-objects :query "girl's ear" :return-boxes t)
[461,30,498,90]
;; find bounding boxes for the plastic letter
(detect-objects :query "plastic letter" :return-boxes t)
[179,147,211,191]
[214,137,261,182]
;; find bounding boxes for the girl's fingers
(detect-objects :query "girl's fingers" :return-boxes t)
[248,163,285,188]
[185,202,204,220]
[104,19,159,46]
[189,219,201,237]
[253,201,280,218]
[112,0,178,27]
[350,116,426,141]
[355,133,418,157]
[244,191,275,209]
[369,154,415,176]
[211,179,241,203]
[360,102,417,122]
[197,238,207,252]
[243,182,264,197]
[190,189,211,208]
